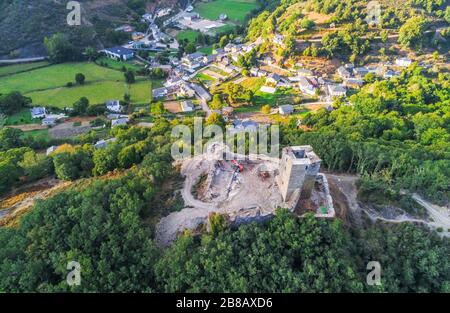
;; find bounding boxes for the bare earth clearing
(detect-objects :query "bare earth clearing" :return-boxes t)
[326,173,450,236]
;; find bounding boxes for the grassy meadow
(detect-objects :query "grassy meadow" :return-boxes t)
[0,62,163,108]
[176,30,201,43]
[196,0,259,23]
[0,61,50,77]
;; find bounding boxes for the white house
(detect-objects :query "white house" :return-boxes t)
[156,8,172,18]
[395,57,412,67]
[327,84,347,98]
[42,117,57,127]
[31,107,46,119]
[111,118,129,127]
[94,138,117,149]
[103,47,135,61]
[250,67,259,77]
[190,83,211,102]
[353,67,369,78]
[153,87,168,99]
[273,33,285,46]
[141,13,153,23]
[384,69,400,79]
[41,113,66,127]
[183,12,199,21]
[182,52,206,70]
[180,100,195,112]
[298,77,316,96]
[177,82,196,98]
[337,66,351,79]
[279,105,294,115]
[229,119,259,134]
[257,70,268,77]
[106,100,125,113]
[164,77,184,88]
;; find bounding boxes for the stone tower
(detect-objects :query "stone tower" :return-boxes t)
[278,146,321,202]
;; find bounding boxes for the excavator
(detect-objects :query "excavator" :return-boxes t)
[231,160,244,173]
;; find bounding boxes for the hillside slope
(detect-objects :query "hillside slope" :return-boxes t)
[0,0,180,59]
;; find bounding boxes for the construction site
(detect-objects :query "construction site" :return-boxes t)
[155,143,335,246]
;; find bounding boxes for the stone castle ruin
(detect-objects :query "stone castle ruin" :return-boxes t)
[155,143,335,246]
[278,146,322,203]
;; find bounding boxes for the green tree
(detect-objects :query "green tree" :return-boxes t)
[209,94,224,110]
[84,47,98,61]
[44,33,76,63]
[0,127,24,151]
[73,97,89,115]
[151,102,165,115]
[185,42,196,54]
[0,92,31,115]
[301,18,316,30]
[124,70,136,84]
[445,6,450,23]
[206,112,225,128]
[75,73,86,85]
[52,146,93,181]
[398,16,429,49]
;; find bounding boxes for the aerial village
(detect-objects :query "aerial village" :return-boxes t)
[91,4,422,130]
[2,1,448,244]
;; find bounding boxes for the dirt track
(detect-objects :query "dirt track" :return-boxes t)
[326,173,450,236]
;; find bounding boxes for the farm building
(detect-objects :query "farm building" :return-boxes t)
[395,57,412,67]
[106,100,125,113]
[102,47,135,61]
[31,107,46,119]
[327,85,347,98]
[111,118,130,128]
[279,105,294,115]
[181,100,195,112]
[298,77,316,96]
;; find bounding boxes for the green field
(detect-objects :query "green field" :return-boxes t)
[196,0,259,23]
[198,46,214,55]
[0,62,163,108]
[196,73,215,82]
[254,88,300,106]
[20,129,50,141]
[176,30,201,43]
[0,61,50,77]
[5,109,40,126]
[95,56,144,72]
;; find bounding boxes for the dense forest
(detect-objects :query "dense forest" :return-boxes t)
[282,66,450,204]
[2,201,450,292]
